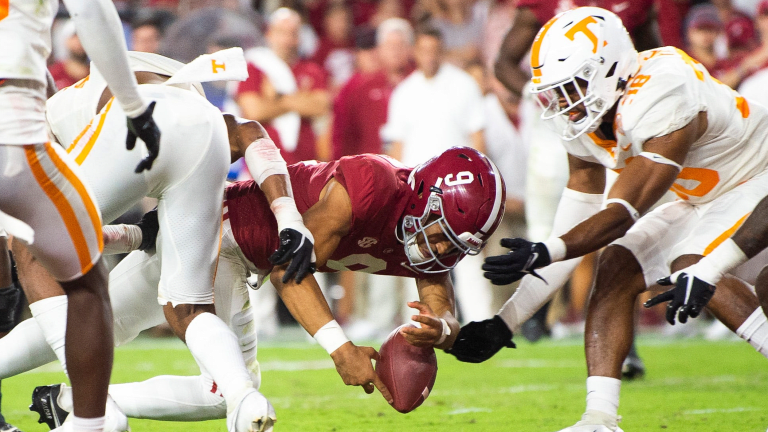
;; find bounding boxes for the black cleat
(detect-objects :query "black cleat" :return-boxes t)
[0,421,23,432]
[621,352,646,380]
[29,384,69,429]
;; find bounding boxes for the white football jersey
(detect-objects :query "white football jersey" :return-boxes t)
[0,0,57,82]
[556,46,768,204]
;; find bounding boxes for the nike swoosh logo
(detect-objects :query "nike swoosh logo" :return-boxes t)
[525,252,538,272]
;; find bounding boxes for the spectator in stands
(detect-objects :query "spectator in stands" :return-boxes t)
[420,0,486,68]
[332,18,413,159]
[685,4,756,88]
[312,3,356,91]
[382,25,485,166]
[738,0,768,106]
[382,25,488,322]
[236,7,330,165]
[131,15,165,54]
[352,26,381,74]
[48,21,89,90]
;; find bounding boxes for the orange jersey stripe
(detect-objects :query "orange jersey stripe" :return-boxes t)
[24,145,94,273]
[704,213,750,256]
[74,99,114,165]
[44,143,103,252]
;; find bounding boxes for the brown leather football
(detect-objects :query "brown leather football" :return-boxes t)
[375,324,438,413]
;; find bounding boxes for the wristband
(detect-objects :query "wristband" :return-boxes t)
[436,318,451,345]
[270,197,305,233]
[244,138,289,186]
[313,320,349,354]
[543,237,567,262]
[603,198,640,221]
[696,238,749,285]
[102,224,143,255]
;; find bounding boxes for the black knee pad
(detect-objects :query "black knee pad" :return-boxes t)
[0,281,23,333]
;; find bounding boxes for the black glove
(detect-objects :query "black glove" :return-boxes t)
[269,228,316,284]
[644,273,716,325]
[136,208,159,251]
[482,238,552,286]
[126,101,161,173]
[446,315,516,363]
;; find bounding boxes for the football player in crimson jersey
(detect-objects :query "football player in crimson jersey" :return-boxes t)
[452,7,768,432]
[6,147,506,428]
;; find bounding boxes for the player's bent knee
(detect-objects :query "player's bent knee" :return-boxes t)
[593,245,645,298]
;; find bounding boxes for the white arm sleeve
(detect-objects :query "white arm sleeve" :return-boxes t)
[497,188,603,331]
[63,0,147,117]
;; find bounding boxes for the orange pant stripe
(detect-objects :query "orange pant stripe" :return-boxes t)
[24,145,94,273]
[703,213,750,256]
[44,143,103,252]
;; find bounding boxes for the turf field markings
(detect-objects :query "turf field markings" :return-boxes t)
[260,359,335,371]
[683,407,761,415]
[495,359,583,368]
[447,407,493,415]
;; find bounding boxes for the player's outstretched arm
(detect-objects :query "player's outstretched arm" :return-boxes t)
[269,179,392,403]
[62,0,160,172]
[484,114,702,286]
[223,114,316,283]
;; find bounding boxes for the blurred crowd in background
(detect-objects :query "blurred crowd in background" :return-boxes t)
[45,0,768,343]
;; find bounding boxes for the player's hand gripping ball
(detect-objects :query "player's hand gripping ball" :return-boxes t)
[375,324,438,413]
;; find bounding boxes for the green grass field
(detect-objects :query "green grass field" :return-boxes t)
[3,333,767,432]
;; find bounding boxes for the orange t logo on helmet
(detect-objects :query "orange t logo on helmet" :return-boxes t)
[564,16,600,54]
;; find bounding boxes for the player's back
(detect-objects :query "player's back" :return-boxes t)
[0,0,57,82]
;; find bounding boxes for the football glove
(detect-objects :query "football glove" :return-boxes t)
[269,228,316,284]
[126,101,161,173]
[446,315,516,363]
[136,208,159,251]
[644,272,716,325]
[482,238,551,285]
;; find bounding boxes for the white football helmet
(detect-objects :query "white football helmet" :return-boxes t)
[529,7,638,140]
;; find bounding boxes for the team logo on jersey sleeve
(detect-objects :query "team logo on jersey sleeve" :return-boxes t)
[358,237,378,248]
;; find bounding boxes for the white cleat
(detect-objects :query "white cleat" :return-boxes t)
[555,410,623,432]
[104,396,131,432]
[55,395,129,432]
[227,390,276,432]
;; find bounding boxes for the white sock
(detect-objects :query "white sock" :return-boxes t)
[71,415,105,432]
[0,318,58,378]
[108,375,226,421]
[185,312,255,412]
[30,295,69,374]
[585,376,621,418]
[736,307,768,357]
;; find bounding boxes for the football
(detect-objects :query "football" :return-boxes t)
[375,324,438,413]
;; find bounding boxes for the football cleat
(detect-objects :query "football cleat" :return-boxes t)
[29,384,69,429]
[556,410,623,432]
[0,421,23,432]
[621,352,646,381]
[226,389,276,432]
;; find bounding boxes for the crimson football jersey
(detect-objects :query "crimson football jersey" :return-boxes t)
[226,154,435,278]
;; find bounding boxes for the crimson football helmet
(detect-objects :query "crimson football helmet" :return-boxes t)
[400,147,506,273]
